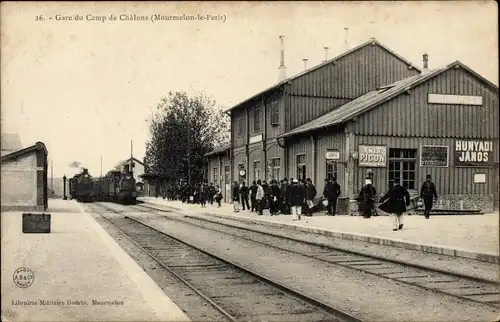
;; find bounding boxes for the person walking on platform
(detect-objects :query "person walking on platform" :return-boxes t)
[232,181,240,213]
[280,178,291,214]
[289,178,305,221]
[249,181,258,212]
[199,183,207,208]
[304,178,317,217]
[240,181,250,210]
[360,178,377,218]
[323,177,341,216]
[207,183,216,205]
[269,180,281,216]
[379,178,411,231]
[255,180,265,215]
[420,174,438,219]
[214,185,223,207]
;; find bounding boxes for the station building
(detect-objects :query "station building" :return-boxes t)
[207,38,499,211]
[1,140,49,212]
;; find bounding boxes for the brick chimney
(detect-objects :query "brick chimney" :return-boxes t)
[278,36,287,82]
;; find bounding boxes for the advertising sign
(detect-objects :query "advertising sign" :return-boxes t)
[420,145,449,167]
[455,140,494,167]
[358,145,387,167]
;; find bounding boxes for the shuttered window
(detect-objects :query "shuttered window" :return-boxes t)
[296,154,306,181]
[254,108,261,132]
[270,104,279,125]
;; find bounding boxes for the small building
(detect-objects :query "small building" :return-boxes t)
[205,144,231,203]
[279,60,499,211]
[112,157,145,184]
[1,141,49,212]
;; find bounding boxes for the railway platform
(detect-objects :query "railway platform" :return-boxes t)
[1,199,190,322]
[138,197,499,264]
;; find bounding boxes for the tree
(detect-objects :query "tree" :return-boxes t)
[145,91,229,185]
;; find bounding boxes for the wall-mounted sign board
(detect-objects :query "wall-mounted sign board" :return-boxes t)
[455,140,494,166]
[428,94,483,106]
[358,145,387,167]
[420,145,449,167]
[473,173,486,184]
[249,134,263,144]
[325,150,340,160]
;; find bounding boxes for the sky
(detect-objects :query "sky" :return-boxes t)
[1,1,498,178]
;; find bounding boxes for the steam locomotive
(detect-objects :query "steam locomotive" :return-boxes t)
[69,168,137,205]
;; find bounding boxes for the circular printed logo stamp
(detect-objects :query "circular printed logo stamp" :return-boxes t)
[13,267,35,288]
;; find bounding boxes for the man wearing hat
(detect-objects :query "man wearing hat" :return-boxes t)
[323,177,341,216]
[379,177,411,231]
[420,174,438,219]
[280,178,291,214]
[289,178,305,220]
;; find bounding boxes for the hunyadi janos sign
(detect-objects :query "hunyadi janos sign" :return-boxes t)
[455,140,494,166]
[358,145,387,167]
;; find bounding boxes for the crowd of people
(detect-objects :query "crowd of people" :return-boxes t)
[159,174,438,231]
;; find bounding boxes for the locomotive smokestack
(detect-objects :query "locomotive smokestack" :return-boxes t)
[278,35,287,82]
[303,58,308,70]
[323,47,329,62]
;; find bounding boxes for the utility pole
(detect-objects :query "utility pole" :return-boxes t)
[187,126,191,185]
[130,140,134,176]
[100,156,103,178]
[50,158,54,197]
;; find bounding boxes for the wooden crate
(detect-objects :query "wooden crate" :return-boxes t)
[22,213,51,233]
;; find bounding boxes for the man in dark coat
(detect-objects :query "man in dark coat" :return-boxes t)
[323,177,341,216]
[249,181,258,212]
[420,174,438,219]
[262,181,269,209]
[304,178,317,216]
[280,178,291,214]
[232,181,240,213]
[269,180,281,216]
[380,178,411,231]
[360,178,377,218]
[208,183,216,205]
[289,178,305,221]
[240,181,250,210]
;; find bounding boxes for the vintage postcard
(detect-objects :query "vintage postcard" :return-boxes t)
[1,1,498,321]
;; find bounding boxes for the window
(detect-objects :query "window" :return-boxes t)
[271,158,280,181]
[236,117,244,137]
[253,161,261,181]
[270,103,279,125]
[224,165,230,183]
[296,154,306,180]
[326,160,338,180]
[213,167,218,186]
[388,149,417,190]
[253,108,261,132]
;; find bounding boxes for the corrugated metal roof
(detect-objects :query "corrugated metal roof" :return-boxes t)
[278,64,458,138]
[225,38,421,113]
[204,144,231,157]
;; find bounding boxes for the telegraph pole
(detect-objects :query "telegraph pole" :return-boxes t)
[50,158,54,195]
[100,156,103,177]
[130,140,134,176]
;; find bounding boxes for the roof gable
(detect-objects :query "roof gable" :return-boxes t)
[113,157,144,169]
[225,38,421,113]
[279,61,498,138]
[1,141,48,163]
[204,144,231,157]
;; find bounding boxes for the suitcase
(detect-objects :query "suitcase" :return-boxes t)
[22,213,51,233]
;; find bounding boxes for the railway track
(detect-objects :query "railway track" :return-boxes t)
[90,202,361,322]
[130,203,500,310]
